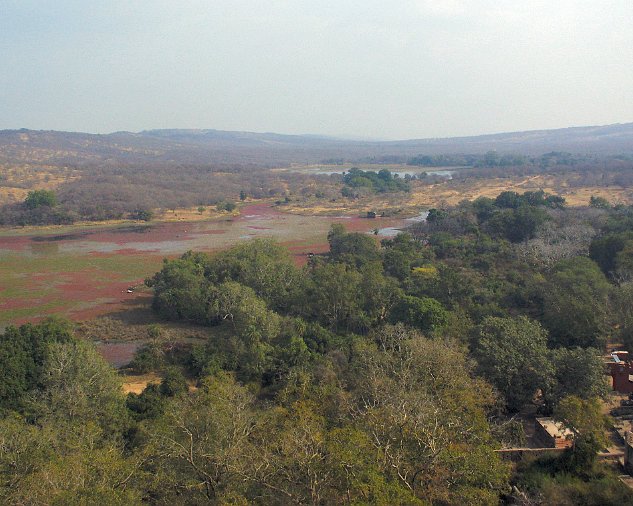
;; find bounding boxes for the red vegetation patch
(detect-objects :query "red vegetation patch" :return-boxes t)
[237,203,286,220]
[88,248,160,257]
[0,235,32,251]
[196,229,227,235]
[1,203,414,326]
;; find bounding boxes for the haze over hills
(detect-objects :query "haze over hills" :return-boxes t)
[1,122,632,168]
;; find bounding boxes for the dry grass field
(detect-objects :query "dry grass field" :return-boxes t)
[156,206,239,222]
[0,164,80,205]
[284,174,633,217]
[408,175,633,208]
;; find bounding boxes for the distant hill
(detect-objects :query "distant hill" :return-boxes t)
[140,123,633,155]
[1,122,632,168]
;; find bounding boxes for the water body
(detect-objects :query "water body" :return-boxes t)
[375,211,429,237]
[313,169,455,179]
[0,204,421,257]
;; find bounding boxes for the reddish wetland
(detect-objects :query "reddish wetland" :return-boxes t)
[0,204,413,327]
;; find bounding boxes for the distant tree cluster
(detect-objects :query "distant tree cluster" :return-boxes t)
[341,168,409,197]
[408,151,528,168]
[424,190,564,244]
[408,153,482,167]
[408,150,618,169]
[215,200,236,212]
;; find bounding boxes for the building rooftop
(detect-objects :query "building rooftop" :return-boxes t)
[536,417,575,440]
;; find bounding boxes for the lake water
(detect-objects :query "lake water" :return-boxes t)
[0,204,426,258]
[375,211,429,237]
[312,169,455,179]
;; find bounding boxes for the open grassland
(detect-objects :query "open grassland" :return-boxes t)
[285,174,633,216]
[408,174,633,207]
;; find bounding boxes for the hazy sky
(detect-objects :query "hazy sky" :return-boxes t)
[2,0,632,139]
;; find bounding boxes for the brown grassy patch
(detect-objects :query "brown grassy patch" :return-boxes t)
[0,163,80,205]
[121,372,162,394]
[408,176,633,208]
[156,206,239,222]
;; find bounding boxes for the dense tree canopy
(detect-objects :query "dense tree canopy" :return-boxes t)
[541,256,611,349]
[473,316,553,412]
[341,168,410,195]
[5,191,633,504]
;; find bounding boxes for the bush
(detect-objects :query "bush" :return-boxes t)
[129,342,164,373]
[216,201,236,212]
[24,189,57,209]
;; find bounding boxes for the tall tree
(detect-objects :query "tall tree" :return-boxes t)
[542,257,611,348]
[473,316,554,411]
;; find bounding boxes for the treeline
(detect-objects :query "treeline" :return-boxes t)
[450,155,633,185]
[407,150,632,169]
[3,147,633,226]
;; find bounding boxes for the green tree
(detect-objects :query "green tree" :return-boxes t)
[389,295,448,334]
[126,383,165,421]
[0,318,73,411]
[486,206,549,242]
[128,341,164,373]
[589,231,633,276]
[0,415,143,505]
[350,328,510,503]
[159,367,188,397]
[146,253,210,322]
[303,262,362,331]
[549,348,607,406]
[554,396,607,472]
[381,232,428,281]
[206,281,281,380]
[495,191,522,209]
[208,238,301,311]
[24,189,57,209]
[426,208,449,223]
[131,208,153,221]
[590,195,611,209]
[358,263,403,328]
[327,225,380,267]
[30,339,130,437]
[216,201,236,212]
[473,316,554,411]
[145,373,256,503]
[542,257,611,348]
